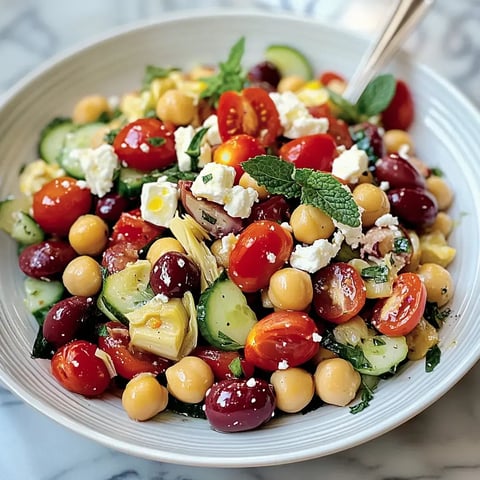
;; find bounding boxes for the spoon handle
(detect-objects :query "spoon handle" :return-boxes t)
[342,0,435,103]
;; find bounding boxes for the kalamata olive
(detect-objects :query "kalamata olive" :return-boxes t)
[150,251,200,298]
[95,193,130,225]
[248,195,291,223]
[388,187,438,227]
[18,240,77,279]
[247,61,281,89]
[350,122,384,162]
[375,154,425,189]
[43,296,94,348]
[204,378,276,433]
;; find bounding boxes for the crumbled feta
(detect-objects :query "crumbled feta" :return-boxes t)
[312,332,322,343]
[223,185,258,218]
[174,125,212,172]
[379,181,390,191]
[73,144,119,197]
[140,177,178,227]
[333,219,363,249]
[398,143,411,158]
[331,145,369,184]
[269,91,329,138]
[219,233,238,256]
[290,231,344,274]
[191,163,236,204]
[277,360,289,370]
[375,213,399,228]
[202,114,222,145]
[246,378,256,388]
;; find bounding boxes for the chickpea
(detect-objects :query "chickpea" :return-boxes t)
[72,95,111,124]
[311,346,338,366]
[62,256,102,296]
[270,368,315,413]
[383,129,414,155]
[417,263,454,307]
[357,170,374,185]
[428,211,453,237]
[290,204,335,244]
[406,318,439,361]
[166,356,214,404]
[277,75,306,93]
[155,90,196,126]
[425,175,453,211]
[314,358,361,407]
[69,214,108,256]
[238,172,269,200]
[267,268,313,311]
[210,234,238,269]
[146,237,185,265]
[122,373,169,421]
[352,183,390,227]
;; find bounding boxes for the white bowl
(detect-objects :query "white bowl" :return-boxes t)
[0,10,479,468]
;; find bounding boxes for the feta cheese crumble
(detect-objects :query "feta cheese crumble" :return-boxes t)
[333,219,364,248]
[174,125,212,172]
[223,185,258,219]
[375,213,399,228]
[140,176,179,227]
[331,145,369,184]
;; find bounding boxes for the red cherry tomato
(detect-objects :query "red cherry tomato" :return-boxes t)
[217,87,281,147]
[312,262,366,324]
[51,340,111,397]
[244,311,320,371]
[381,79,415,131]
[101,242,139,274]
[113,118,176,172]
[308,105,353,148]
[98,322,170,379]
[192,346,255,380]
[279,133,337,171]
[371,273,426,336]
[213,134,265,182]
[319,71,345,86]
[32,176,92,237]
[228,220,293,293]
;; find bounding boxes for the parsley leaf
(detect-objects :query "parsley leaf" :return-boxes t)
[186,127,209,171]
[217,330,243,350]
[199,37,247,106]
[425,344,441,372]
[393,236,411,254]
[350,375,379,414]
[147,136,166,147]
[104,128,120,145]
[321,331,372,371]
[228,357,243,378]
[361,265,389,284]
[424,302,451,329]
[159,164,198,183]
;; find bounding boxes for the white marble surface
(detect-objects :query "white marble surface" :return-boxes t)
[0,0,479,479]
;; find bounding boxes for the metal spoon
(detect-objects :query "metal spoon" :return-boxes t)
[342,0,435,104]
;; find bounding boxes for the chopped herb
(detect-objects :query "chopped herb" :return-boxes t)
[199,37,247,106]
[350,375,379,414]
[372,337,386,346]
[217,330,242,349]
[201,210,217,225]
[361,265,389,284]
[147,136,166,147]
[394,236,411,254]
[425,344,441,372]
[96,111,111,123]
[142,65,178,89]
[186,127,209,171]
[228,357,243,378]
[202,173,213,184]
[31,327,55,359]
[96,323,108,337]
[321,331,372,371]
[429,167,444,177]
[104,128,120,145]
[159,164,198,183]
[423,302,451,329]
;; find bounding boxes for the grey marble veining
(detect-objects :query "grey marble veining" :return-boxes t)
[0,1,479,479]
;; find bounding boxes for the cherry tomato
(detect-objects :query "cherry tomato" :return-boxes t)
[98,322,170,379]
[307,105,353,148]
[113,118,176,171]
[32,177,92,236]
[244,311,320,371]
[213,134,265,182]
[229,220,293,292]
[192,346,255,380]
[101,242,139,274]
[279,133,337,171]
[381,79,415,131]
[51,340,111,396]
[371,272,427,336]
[217,87,281,147]
[319,71,345,86]
[312,262,366,324]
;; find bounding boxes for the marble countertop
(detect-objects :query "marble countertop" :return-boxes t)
[0,1,479,479]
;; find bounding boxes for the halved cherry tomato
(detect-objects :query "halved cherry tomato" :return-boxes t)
[32,176,92,237]
[229,220,293,292]
[244,310,320,371]
[319,71,345,87]
[279,133,337,171]
[213,134,265,182]
[217,87,281,147]
[98,322,170,379]
[312,262,366,324]
[381,79,415,131]
[51,340,111,397]
[113,118,176,171]
[192,346,254,380]
[308,105,353,148]
[371,272,426,336]
[101,242,139,274]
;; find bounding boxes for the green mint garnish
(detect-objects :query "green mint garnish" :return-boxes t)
[228,357,243,378]
[425,344,441,372]
[361,265,389,284]
[186,127,209,171]
[147,136,166,147]
[199,37,247,107]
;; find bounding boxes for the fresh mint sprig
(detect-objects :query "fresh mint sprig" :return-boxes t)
[242,155,360,227]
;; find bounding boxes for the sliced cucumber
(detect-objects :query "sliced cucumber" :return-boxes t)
[264,44,314,80]
[118,167,154,197]
[197,272,257,350]
[11,212,45,245]
[357,335,408,376]
[24,277,64,324]
[99,260,155,325]
[0,195,32,236]
[38,117,74,164]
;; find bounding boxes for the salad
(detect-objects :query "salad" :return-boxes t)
[0,37,456,432]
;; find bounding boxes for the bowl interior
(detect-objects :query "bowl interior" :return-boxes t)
[0,11,479,467]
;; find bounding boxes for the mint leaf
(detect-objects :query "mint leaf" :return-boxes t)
[186,127,209,171]
[242,155,301,198]
[356,74,396,117]
[295,169,360,227]
[199,37,247,106]
[327,88,359,123]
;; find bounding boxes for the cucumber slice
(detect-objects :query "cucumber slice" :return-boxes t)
[24,277,64,324]
[118,167,155,197]
[264,44,314,80]
[99,260,155,324]
[197,272,257,350]
[11,212,45,245]
[357,335,408,376]
[0,195,32,236]
[38,117,74,164]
